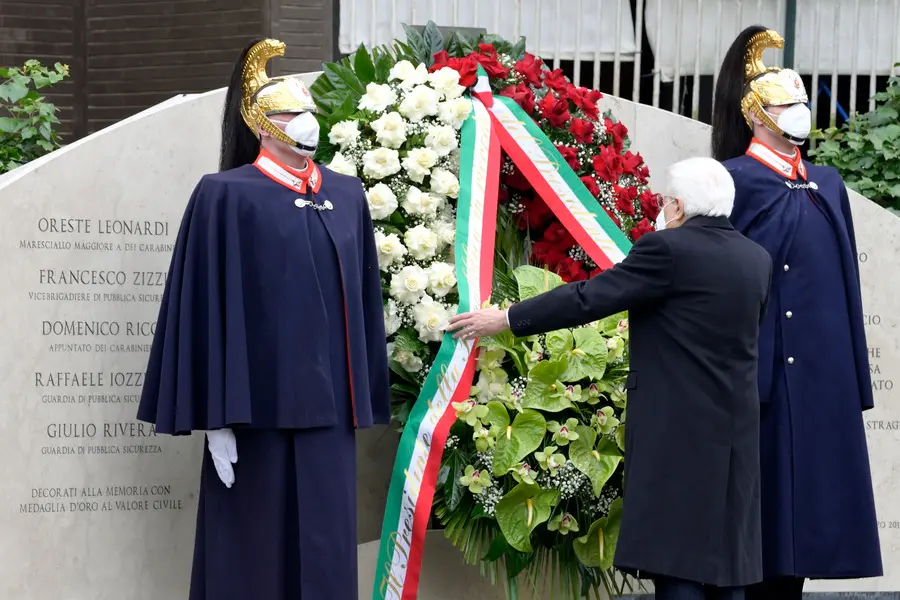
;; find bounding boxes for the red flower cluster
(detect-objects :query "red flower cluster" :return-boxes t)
[436,45,658,281]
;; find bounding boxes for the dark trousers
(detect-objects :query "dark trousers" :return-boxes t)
[746,577,805,600]
[654,575,745,600]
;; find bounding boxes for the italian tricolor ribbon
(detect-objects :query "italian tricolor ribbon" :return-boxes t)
[372,67,632,600]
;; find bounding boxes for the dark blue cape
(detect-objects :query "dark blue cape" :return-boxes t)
[726,151,882,579]
[137,162,391,433]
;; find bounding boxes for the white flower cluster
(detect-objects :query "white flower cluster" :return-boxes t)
[325,60,475,349]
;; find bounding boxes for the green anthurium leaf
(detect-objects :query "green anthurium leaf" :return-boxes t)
[513,265,565,300]
[494,483,559,553]
[484,401,511,431]
[479,331,527,377]
[545,330,573,358]
[569,426,622,496]
[373,50,395,81]
[574,498,624,569]
[596,313,625,336]
[521,359,573,412]
[561,327,608,381]
[352,43,376,84]
[492,409,546,475]
[422,21,445,65]
[324,63,365,96]
[615,423,626,451]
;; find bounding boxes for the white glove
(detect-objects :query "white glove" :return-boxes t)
[206,429,238,488]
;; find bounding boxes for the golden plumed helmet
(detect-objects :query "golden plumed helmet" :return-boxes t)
[240,39,317,146]
[740,29,808,136]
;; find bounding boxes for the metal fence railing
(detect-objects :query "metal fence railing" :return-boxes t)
[339,0,900,128]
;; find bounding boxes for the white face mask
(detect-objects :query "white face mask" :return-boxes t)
[655,210,669,231]
[282,112,320,157]
[765,103,812,145]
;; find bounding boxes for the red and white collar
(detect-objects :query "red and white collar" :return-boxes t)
[746,138,807,181]
[253,149,323,194]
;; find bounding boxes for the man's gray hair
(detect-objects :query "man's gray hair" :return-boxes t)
[665,157,735,218]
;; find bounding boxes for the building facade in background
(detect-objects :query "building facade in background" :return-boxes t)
[0,0,338,141]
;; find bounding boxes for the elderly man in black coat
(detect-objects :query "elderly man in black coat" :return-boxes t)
[448,157,772,600]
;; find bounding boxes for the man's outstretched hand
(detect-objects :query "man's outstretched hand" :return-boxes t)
[446,307,510,340]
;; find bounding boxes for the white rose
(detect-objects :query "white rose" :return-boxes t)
[389,265,429,303]
[398,85,441,122]
[366,183,398,220]
[438,98,473,129]
[358,82,397,112]
[383,299,402,336]
[394,348,424,372]
[371,111,407,149]
[328,120,360,149]
[373,230,407,270]
[428,67,466,99]
[404,224,440,261]
[433,219,456,247]
[362,147,401,180]
[424,124,459,157]
[429,168,460,199]
[327,152,358,177]
[402,186,443,218]
[427,262,457,298]
[389,60,429,87]
[402,147,439,183]
[412,295,452,343]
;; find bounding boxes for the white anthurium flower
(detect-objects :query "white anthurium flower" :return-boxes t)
[370,111,408,149]
[358,82,397,112]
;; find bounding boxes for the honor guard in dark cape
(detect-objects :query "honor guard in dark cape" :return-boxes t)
[137,38,391,599]
[712,26,882,599]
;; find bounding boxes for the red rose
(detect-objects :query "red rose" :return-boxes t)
[614,184,637,217]
[543,222,576,248]
[592,146,623,182]
[538,92,571,128]
[569,118,595,144]
[430,51,479,87]
[557,257,589,282]
[567,87,603,120]
[514,53,544,87]
[604,117,629,151]
[532,240,567,270]
[469,43,510,79]
[543,68,570,94]
[555,145,580,171]
[630,218,655,241]
[580,175,601,198]
[621,151,650,183]
[518,196,554,230]
[640,190,660,221]
[500,83,536,115]
[504,164,532,191]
